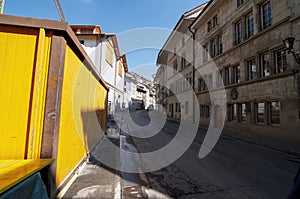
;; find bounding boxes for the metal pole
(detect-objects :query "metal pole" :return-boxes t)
[54,0,66,21]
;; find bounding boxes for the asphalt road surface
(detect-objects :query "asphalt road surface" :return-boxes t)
[117,111,300,199]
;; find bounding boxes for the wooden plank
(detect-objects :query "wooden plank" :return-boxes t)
[0,159,54,194]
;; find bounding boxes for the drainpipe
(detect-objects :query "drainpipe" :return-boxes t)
[189,26,196,124]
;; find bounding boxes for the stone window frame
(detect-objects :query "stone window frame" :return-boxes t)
[173,59,178,71]
[254,102,265,124]
[246,58,257,80]
[228,103,248,122]
[245,11,254,39]
[260,0,272,30]
[268,101,281,126]
[200,105,210,118]
[273,47,287,74]
[234,19,243,45]
[227,103,238,122]
[202,44,209,64]
[231,65,241,84]
[209,33,223,58]
[259,51,271,77]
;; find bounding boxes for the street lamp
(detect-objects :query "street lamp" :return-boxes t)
[283,37,300,64]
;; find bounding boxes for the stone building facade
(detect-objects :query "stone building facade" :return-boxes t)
[157,0,300,147]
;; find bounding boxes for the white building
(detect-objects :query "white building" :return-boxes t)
[71,25,128,115]
[124,72,156,111]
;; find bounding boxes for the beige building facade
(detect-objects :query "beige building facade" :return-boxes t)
[157,0,300,147]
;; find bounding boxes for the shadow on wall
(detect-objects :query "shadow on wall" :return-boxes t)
[81,109,107,152]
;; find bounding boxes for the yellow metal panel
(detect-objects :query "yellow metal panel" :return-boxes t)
[27,28,52,159]
[0,27,38,159]
[0,159,54,194]
[56,45,107,186]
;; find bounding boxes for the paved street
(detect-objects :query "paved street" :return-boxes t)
[63,111,300,198]
[120,111,300,199]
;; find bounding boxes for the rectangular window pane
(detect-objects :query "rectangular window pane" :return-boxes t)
[231,65,240,84]
[271,101,280,125]
[224,67,230,85]
[173,60,177,71]
[218,35,223,55]
[241,103,246,122]
[235,20,243,44]
[275,49,287,74]
[246,12,254,38]
[260,52,270,77]
[262,1,272,29]
[247,59,257,80]
[257,103,265,124]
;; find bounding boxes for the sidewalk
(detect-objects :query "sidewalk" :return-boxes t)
[61,119,122,199]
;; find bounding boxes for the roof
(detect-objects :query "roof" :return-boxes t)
[71,25,101,34]
[71,25,128,72]
[156,1,209,65]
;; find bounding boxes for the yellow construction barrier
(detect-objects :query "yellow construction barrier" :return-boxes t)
[0,15,108,197]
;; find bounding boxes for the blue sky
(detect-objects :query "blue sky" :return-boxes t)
[5,0,206,80]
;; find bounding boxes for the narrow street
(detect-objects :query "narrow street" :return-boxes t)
[63,110,300,198]
[119,111,299,198]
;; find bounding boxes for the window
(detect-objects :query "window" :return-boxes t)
[203,45,208,63]
[235,20,243,45]
[174,47,176,56]
[200,105,210,118]
[224,67,230,86]
[206,105,210,118]
[246,59,257,80]
[246,12,254,39]
[118,61,123,77]
[237,0,244,7]
[241,103,247,122]
[270,101,280,125]
[261,1,272,30]
[255,102,265,124]
[210,39,217,58]
[231,65,240,84]
[260,52,270,77]
[181,52,186,68]
[217,34,223,55]
[106,42,114,66]
[207,21,212,32]
[173,59,178,71]
[176,103,181,113]
[198,78,205,92]
[212,15,218,28]
[169,104,173,113]
[228,104,237,121]
[274,48,287,74]
[210,34,223,58]
[189,72,193,86]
